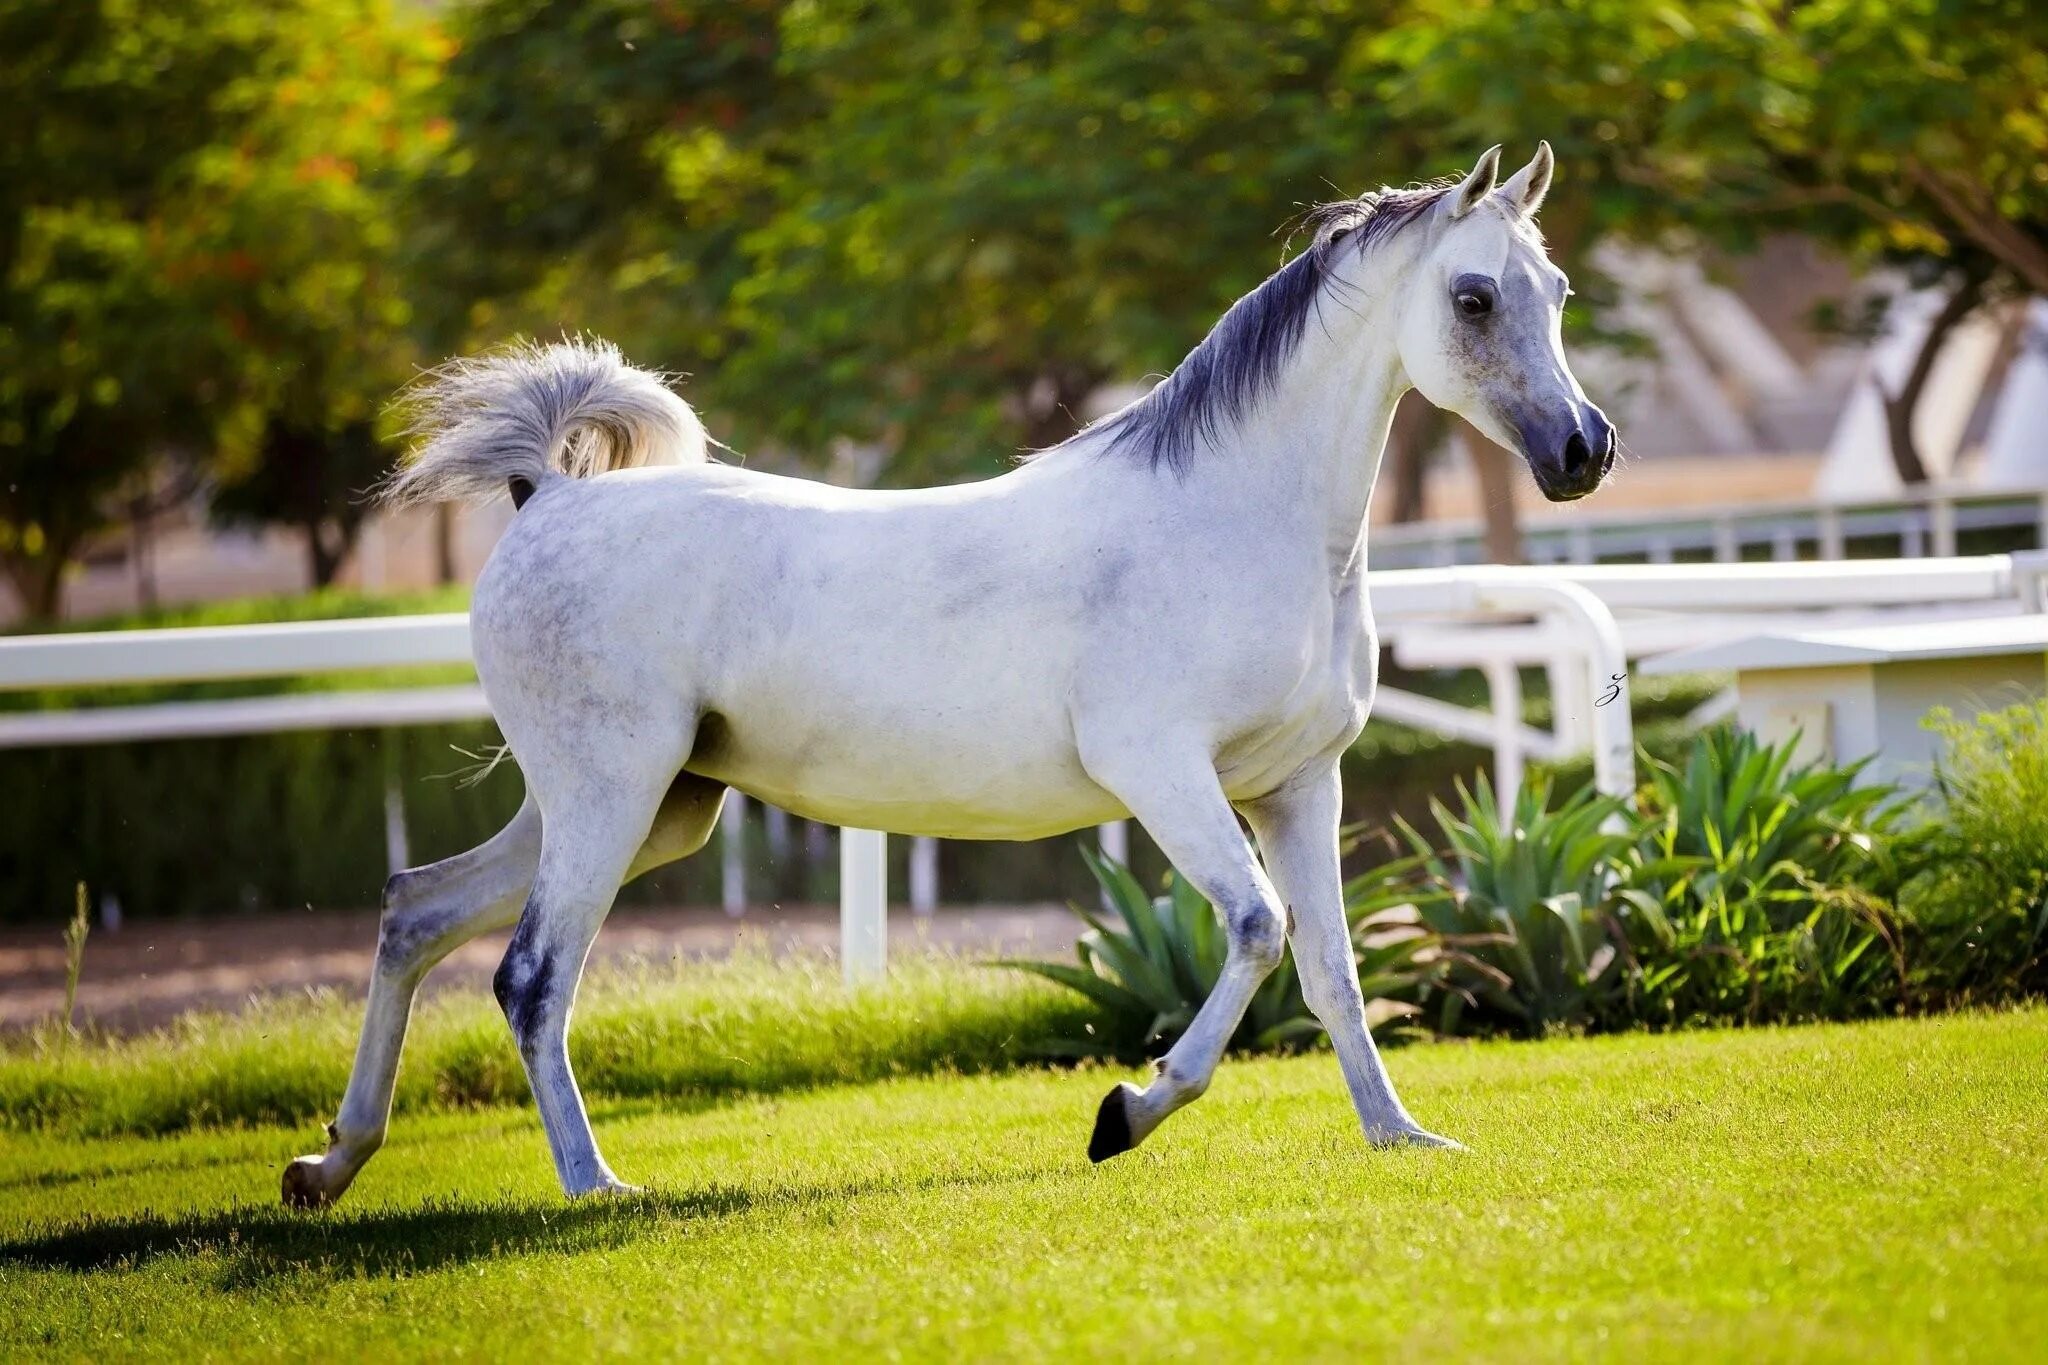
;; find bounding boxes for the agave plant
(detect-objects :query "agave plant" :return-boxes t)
[1614,727,1906,1026]
[1003,845,1426,1061]
[1347,773,1642,1038]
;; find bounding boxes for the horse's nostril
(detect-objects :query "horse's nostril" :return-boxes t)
[1562,430,1591,476]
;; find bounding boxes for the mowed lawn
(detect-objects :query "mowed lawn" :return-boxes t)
[4,1010,2045,1362]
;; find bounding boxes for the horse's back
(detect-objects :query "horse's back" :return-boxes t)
[468,458,1139,837]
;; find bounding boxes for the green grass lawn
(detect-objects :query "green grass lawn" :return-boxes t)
[4,1009,2044,1361]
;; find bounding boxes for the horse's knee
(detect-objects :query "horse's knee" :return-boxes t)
[1227,899,1287,972]
[377,866,483,980]
[373,871,436,973]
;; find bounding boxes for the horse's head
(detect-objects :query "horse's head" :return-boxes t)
[1394,144,1615,502]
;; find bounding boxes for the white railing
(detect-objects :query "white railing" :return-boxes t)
[1373,482,2048,569]
[1371,553,2048,792]
[10,554,2044,977]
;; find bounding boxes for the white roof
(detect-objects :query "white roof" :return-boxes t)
[1642,613,2048,675]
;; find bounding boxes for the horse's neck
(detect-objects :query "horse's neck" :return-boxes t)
[1205,278,1410,575]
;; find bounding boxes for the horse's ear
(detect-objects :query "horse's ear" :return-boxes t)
[1500,141,1554,218]
[1448,145,1502,220]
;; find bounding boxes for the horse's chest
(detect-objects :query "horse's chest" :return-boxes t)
[1213,596,1376,794]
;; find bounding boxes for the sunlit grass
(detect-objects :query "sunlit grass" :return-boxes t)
[0,950,1094,1138]
[3,1010,2044,1360]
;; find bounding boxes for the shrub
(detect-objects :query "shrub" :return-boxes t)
[1614,728,1908,1027]
[1002,845,1427,1061]
[1900,701,2048,1005]
[1349,774,1640,1038]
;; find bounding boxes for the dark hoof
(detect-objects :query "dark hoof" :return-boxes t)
[281,1158,334,1210]
[1088,1085,1134,1163]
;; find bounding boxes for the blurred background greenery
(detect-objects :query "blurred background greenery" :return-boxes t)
[6,0,2044,618]
[3,0,2044,919]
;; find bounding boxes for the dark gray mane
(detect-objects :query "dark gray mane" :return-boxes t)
[1081,182,1451,470]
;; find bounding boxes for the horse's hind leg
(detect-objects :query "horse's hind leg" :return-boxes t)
[284,797,542,1208]
[1078,744,1289,1161]
[282,773,724,1209]
[493,764,709,1197]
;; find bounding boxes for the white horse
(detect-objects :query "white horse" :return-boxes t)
[284,144,1613,1207]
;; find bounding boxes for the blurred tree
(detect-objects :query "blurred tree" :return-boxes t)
[0,0,272,619]
[197,1,454,586]
[0,0,449,614]
[1379,0,2048,479]
[435,0,1452,483]
[432,0,796,381]
[726,0,1428,478]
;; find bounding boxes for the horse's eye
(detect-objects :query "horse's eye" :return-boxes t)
[1456,290,1493,318]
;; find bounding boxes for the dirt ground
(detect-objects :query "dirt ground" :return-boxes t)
[0,902,1079,1034]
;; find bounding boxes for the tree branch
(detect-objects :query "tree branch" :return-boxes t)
[1905,160,2048,297]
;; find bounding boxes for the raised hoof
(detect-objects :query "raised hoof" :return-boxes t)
[1087,1084,1136,1163]
[281,1157,337,1210]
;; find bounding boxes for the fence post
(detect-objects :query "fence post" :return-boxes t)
[1712,516,1739,564]
[1932,497,1958,558]
[720,790,748,917]
[840,828,888,984]
[381,733,410,878]
[1481,657,1525,799]
[1817,505,1845,560]
[909,836,938,916]
[1467,576,1634,806]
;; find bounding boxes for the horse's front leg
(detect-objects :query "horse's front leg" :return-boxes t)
[1240,764,1459,1149]
[1082,746,1289,1161]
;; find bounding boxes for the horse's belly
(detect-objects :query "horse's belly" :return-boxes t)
[687,693,1124,841]
[699,750,1125,840]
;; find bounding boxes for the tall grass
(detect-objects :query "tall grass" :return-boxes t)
[0,950,1096,1138]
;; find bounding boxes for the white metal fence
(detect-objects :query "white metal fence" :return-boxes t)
[7,554,2043,979]
[1373,482,2048,569]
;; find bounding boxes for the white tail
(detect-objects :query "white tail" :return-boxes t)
[385,337,706,507]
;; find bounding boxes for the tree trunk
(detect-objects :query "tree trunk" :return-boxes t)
[1907,162,2048,299]
[434,504,458,584]
[306,520,342,588]
[3,543,73,623]
[129,492,158,611]
[1385,393,1443,524]
[1459,419,1523,564]
[1017,366,1098,452]
[1879,263,1990,485]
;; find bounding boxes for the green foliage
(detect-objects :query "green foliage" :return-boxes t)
[0,0,277,617]
[1383,0,2048,290]
[1615,728,1908,1026]
[0,0,453,618]
[1901,700,2048,1004]
[1348,733,1949,1037]
[0,951,1094,1138]
[1006,725,1999,1051]
[1001,846,1324,1060]
[1351,774,1638,1038]
[194,1,455,582]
